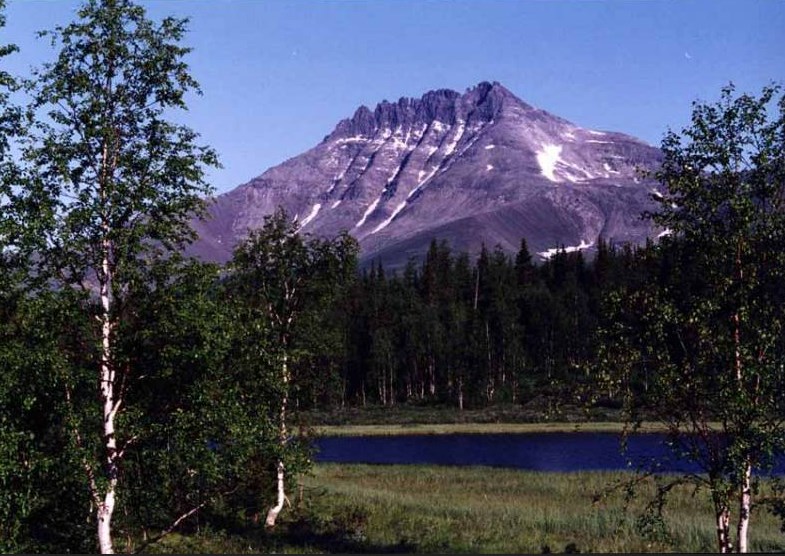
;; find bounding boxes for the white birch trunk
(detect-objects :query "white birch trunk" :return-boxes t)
[485,322,494,403]
[265,351,288,527]
[428,358,435,396]
[389,365,394,406]
[97,488,116,554]
[737,463,752,553]
[98,242,118,554]
[731,285,751,553]
[265,460,286,527]
[716,506,731,553]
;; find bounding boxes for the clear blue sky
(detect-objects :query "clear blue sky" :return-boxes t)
[5,0,784,194]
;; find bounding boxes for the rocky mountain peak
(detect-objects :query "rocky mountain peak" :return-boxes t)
[469,81,523,122]
[190,81,666,271]
[330,81,525,141]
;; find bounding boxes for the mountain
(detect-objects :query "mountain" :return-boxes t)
[189,81,665,269]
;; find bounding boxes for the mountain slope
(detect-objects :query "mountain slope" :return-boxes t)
[190,81,664,268]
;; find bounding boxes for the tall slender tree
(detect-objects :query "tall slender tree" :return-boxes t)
[229,209,358,527]
[600,84,785,553]
[14,1,218,551]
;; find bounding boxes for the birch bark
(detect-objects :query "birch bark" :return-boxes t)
[737,463,752,553]
[97,239,118,553]
[716,506,731,554]
[265,351,289,527]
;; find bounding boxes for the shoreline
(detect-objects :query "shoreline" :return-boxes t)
[313,421,670,437]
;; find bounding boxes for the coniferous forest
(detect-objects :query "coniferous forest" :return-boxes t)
[2,0,785,553]
[301,236,653,412]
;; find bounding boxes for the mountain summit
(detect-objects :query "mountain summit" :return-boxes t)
[190,81,664,267]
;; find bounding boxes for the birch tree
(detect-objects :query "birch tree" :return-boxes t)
[228,209,357,527]
[15,0,217,551]
[599,84,785,553]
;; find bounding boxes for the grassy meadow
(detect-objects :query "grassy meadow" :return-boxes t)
[149,406,754,553]
[151,463,785,553]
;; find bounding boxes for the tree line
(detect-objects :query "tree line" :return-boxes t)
[324,237,645,411]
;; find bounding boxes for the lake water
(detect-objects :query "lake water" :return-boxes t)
[314,432,757,473]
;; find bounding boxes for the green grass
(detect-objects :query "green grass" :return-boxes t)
[144,464,785,553]
[299,464,785,553]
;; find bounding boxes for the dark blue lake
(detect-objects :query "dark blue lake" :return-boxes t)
[314,432,785,473]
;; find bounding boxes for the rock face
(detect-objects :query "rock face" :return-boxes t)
[190,81,665,269]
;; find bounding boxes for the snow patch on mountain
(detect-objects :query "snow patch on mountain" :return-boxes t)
[537,144,564,182]
[433,120,448,132]
[372,201,407,234]
[603,162,619,175]
[412,164,441,197]
[335,135,365,145]
[442,120,466,158]
[356,198,380,228]
[387,126,410,151]
[386,159,407,185]
[298,203,321,229]
[537,239,594,260]
[326,170,346,193]
[303,203,321,224]
[456,131,483,158]
[560,161,594,183]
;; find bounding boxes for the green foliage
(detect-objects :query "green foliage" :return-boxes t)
[0,288,95,552]
[19,0,218,287]
[116,260,268,539]
[599,83,785,550]
[227,208,359,513]
[1,0,236,551]
[335,237,628,412]
[228,208,358,412]
[0,6,46,548]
